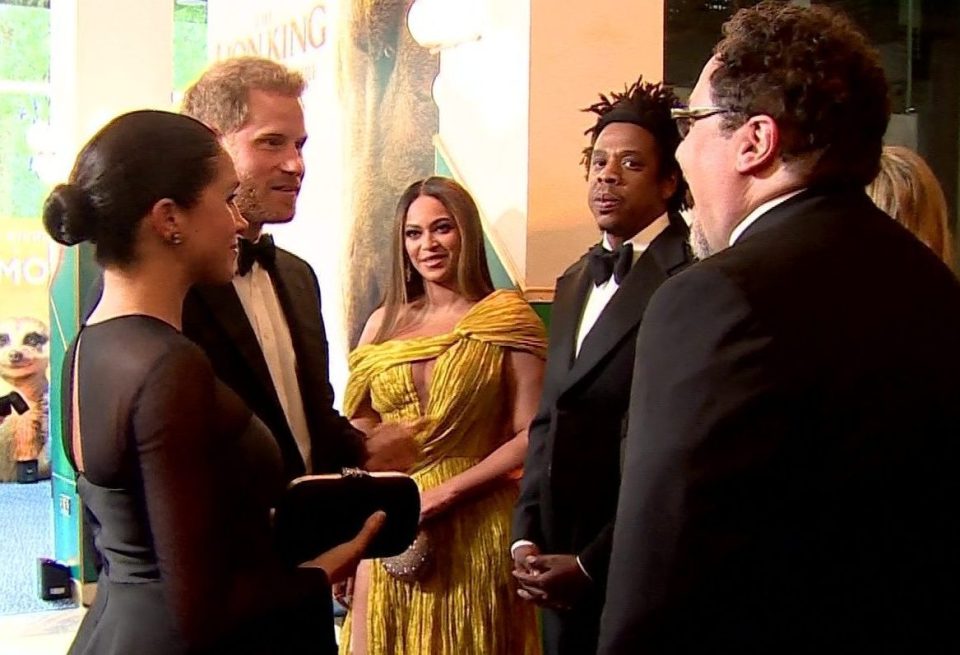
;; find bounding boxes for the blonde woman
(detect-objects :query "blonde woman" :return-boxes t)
[339,177,545,654]
[867,145,955,267]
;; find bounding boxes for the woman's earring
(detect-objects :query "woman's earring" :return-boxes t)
[169,232,183,246]
[404,262,412,283]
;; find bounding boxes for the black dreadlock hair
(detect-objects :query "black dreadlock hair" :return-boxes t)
[580,77,688,213]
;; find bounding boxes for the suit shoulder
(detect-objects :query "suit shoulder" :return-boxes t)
[654,259,748,311]
[274,246,313,272]
[274,246,322,293]
[665,210,691,236]
[558,250,592,279]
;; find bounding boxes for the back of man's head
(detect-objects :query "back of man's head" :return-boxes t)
[181,56,306,136]
[711,1,889,188]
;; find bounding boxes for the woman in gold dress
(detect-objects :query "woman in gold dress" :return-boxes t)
[339,177,546,654]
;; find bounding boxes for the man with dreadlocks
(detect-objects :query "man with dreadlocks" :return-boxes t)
[511,78,694,655]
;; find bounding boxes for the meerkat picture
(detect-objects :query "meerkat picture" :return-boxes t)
[0,316,51,483]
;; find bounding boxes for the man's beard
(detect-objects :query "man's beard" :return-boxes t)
[689,220,714,260]
[233,184,272,225]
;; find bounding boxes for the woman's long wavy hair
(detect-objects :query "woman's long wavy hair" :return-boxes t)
[372,177,495,343]
[867,145,955,268]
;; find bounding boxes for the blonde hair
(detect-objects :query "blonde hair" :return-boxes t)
[867,145,954,266]
[181,57,305,135]
[373,177,494,343]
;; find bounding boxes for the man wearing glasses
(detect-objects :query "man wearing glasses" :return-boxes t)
[600,2,960,653]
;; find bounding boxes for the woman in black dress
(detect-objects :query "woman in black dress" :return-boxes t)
[43,110,382,654]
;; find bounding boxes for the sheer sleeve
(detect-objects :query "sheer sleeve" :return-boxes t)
[131,342,329,648]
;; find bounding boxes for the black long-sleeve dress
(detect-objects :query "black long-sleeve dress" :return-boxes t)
[65,315,335,654]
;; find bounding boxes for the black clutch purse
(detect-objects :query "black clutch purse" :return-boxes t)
[274,468,420,566]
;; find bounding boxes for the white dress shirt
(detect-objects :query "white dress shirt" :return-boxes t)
[232,255,313,472]
[511,212,671,578]
[728,189,806,246]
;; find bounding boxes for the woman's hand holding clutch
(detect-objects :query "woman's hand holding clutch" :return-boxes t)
[302,511,386,584]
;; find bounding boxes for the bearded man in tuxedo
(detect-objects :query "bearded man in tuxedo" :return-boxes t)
[180,57,418,479]
[599,4,960,652]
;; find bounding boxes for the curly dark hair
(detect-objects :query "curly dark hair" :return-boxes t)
[581,78,688,213]
[711,1,889,187]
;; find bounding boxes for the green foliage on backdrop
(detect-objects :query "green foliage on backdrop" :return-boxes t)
[0,5,49,80]
[0,94,49,219]
[0,5,50,220]
[174,2,208,91]
[0,1,50,8]
[0,0,208,229]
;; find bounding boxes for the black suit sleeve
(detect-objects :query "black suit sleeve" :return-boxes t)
[302,266,366,472]
[512,396,550,547]
[578,520,614,586]
[310,350,366,472]
[598,266,785,654]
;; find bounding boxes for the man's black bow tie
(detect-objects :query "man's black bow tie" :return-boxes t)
[587,242,633,286]
[237,234,276,276]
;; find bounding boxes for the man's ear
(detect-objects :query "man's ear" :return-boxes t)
[145,198,183,244]
[659,169,679,204]
[734,114,780,175]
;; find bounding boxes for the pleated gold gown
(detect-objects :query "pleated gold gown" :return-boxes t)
[339,290,546,655]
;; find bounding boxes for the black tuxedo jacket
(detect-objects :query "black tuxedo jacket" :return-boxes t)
[183,248,365,481]
[599,188,960,654]
[513,213,691,652]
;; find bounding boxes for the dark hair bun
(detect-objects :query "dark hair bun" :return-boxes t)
[43,183,96,246]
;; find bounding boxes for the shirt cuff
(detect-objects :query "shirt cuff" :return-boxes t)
[510,539,536,557]
[575,556,593,581]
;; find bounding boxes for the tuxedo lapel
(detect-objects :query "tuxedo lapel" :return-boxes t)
[192,283,277,400]
[564,255,662,392]
[267,253,325,391]
[562,216,691,395]
[549,261,594,374]
[268,258,311,351]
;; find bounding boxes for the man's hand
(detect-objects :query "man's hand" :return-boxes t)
[512,543,549,604]
[364,419,425,472]
[512,553,591,610]
[512,543,541,575]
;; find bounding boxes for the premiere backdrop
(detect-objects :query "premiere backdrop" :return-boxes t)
[208,0,439,396]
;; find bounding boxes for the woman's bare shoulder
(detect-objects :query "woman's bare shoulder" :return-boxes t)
[358,302,427,345]
[357,307,387,347]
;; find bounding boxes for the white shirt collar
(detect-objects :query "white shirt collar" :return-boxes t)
[728,189,806,246]
[602,211,671,254]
